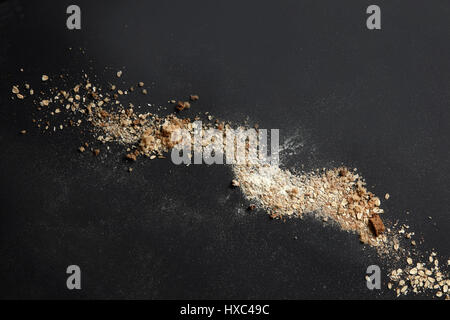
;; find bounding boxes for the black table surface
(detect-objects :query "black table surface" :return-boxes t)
[0,0,449,299]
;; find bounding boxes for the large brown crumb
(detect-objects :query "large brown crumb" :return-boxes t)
[369,214,385,236]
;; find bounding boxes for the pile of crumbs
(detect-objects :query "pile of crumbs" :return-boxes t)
[232,161,449,299]
[11,70,449,299]
[388,253,450,298]
[11,72,212,160]
[232,164,386,246]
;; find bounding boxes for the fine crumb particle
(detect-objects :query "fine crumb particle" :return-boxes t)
[385,193,390,200]
[231,179,240,187]
[40,99,50,107]
[12,86,19,94]
[93,149,100,156]
[20,130,26,134]
[126,153,137,161]
[117,71,122,78]
[142,89,148,95]
[190,94,199,101]
[42,75,49,81]
[78,146,85,153]
[248,204,256,211]
[138,82,144,87]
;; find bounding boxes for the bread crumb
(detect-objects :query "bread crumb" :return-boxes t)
[126,153,137,161]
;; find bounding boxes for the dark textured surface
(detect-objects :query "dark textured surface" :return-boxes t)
[0,0,449,299]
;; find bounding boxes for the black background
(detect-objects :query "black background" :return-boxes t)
[0,0,449,299]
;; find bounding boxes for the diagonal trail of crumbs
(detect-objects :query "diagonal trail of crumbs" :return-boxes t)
[11,71,449,299]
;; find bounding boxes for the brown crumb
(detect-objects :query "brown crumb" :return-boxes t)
[126,153,137,161]
[248,204,256,211]
[175,101,184,111]
[41,75,49,81]
[78,146,85,153]
[369,214,385,236]
[175,101,190,111]
[190,94,199,101]
[93,149,100,156]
